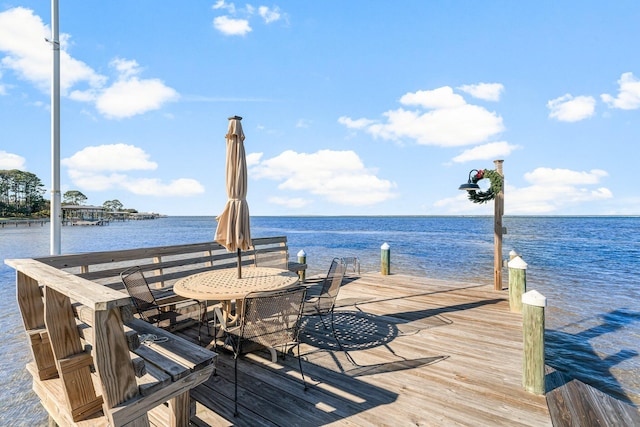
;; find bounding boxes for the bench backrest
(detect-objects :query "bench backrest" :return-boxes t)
[34,236,293,290]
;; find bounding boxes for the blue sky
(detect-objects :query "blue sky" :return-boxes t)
[1,1,639,216]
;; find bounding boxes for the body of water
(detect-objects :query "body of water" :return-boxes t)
[1,216,638,425]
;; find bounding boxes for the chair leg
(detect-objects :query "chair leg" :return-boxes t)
[198,302,203,345]
[231,336,241,417]
[318,310,329,329]
[296,343,307,391]
[234,354,239,417]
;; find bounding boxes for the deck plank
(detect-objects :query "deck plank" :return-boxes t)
[173,272,635,426]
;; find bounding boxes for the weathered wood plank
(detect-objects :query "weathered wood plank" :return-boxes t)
[176,272,633,426]
[7,258,131,311]
[545,366,640,427]
[14,246,632,426]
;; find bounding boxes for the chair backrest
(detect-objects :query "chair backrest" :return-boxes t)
[253,248,289,270]
[239,286,307,349]
[120,266,158,320]
[341,256,361,275]
[316,258,347,313]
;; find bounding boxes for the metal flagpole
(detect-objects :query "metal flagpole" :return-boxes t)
[50,0,61,255]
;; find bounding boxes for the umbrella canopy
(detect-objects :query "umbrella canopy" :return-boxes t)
[215,116,252,277]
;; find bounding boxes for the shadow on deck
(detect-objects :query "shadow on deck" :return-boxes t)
[174,273,553,426]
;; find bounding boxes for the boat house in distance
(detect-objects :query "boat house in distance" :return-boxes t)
[62,204,107,225]
[62,205,162,225]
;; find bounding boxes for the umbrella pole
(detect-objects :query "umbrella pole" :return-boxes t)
[237,248,242,278]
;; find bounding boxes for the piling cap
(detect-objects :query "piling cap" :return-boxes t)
[297,249,306,257]
[508,256,528,269]
[381,242,390,250]
[522,290,546,307]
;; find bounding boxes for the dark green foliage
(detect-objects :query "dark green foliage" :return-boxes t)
[0,169,47,217]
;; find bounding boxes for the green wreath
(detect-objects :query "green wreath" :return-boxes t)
[467,169,503,204]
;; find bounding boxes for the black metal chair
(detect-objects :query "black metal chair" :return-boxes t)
[302,258,356,364]
[253,247,289,270]
[225,286,308,416]
[120,266,208,343]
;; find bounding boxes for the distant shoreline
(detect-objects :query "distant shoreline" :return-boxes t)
[0,219,49,228]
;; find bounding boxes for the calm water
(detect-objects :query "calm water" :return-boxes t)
[1,216,638,425]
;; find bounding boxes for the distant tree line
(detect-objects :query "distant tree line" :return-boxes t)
[0,169,47,217]
[63,191,135,213]
[1,169,138,218]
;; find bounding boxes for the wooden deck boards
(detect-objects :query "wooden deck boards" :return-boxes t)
[173,272,636,426]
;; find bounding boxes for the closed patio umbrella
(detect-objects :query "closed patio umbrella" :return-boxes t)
[215,116,252,278]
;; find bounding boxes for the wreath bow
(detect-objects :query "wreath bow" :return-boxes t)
[467,169,503,204]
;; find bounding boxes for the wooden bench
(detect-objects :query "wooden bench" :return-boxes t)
[8,258,216,427]
[33,236,308,292]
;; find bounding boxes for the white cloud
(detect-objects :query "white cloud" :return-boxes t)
[436,167,611,214]
[110,58,141,79]
[246,152,263,166]
[0,8,177,119]
[400,86,466,109]
[452,141,521,163]
[523,167,607,186]
[212,0,236,13]
[121,177,205,196]
[250,149,397,206]
[213,16,252,36]
[212,3,286,36]
[258,6,281,24]
[95,76,178,119]
[547,94,596,122]
[601,72,640,110]
[62,144,158,171]
[0,7,106,94]
[296,119,311,128]
[268,196,310,209]
[0,70,7,95]
[337,116,376,129]
[340,85,504,147]
[457,83,504,101]
[62,144,204,196]
[0,150,26,169]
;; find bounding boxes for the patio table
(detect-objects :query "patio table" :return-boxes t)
[173,266,299,333]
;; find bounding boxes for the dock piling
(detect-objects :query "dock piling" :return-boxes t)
[522,289,546,395]
[380,243,390,275]
[297,250,306,283]
[508,255,527,313]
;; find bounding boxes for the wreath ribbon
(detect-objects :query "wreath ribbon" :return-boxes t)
[467,169,503,204]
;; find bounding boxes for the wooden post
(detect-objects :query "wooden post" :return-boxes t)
[297,249,306,283]
[508,256,527,313]
[522,290,546,395]
[153,256,164,288]
[494,159,504,290]
[381,242,390,275]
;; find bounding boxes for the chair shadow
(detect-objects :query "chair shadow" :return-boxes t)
[299,310,449,375]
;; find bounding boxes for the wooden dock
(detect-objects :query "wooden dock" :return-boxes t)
[12,240,639,426]
[177,272,554,426]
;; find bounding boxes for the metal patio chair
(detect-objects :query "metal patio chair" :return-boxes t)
[253,247,289,270]
[225,286,308,416]
[120,266,209,343]
[301,258,356,364]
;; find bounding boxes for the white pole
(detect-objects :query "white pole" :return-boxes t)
[50,0,61,255]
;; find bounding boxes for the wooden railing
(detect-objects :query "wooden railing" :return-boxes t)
[8,258,216,426]
[8,236,306,426]
[34,236,307,291]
